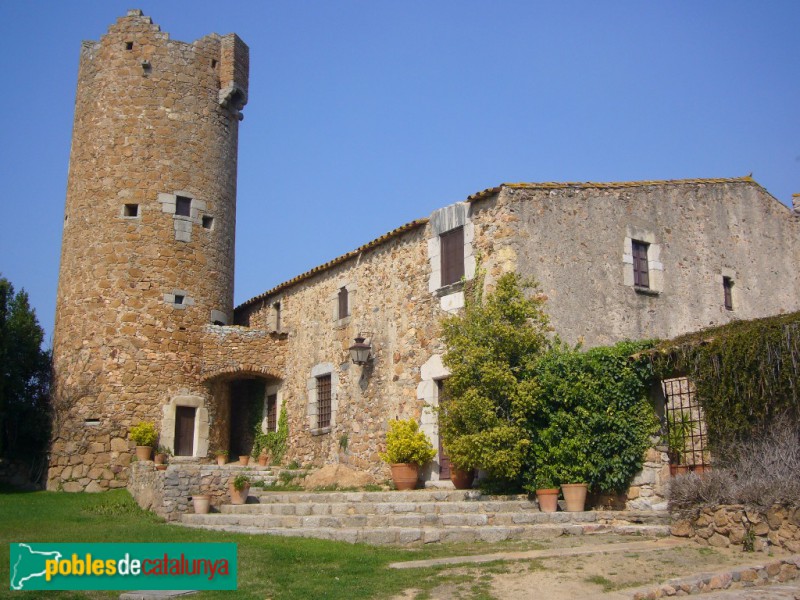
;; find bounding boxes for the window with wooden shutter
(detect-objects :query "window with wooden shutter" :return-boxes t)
[632,240,650,288]
[266,394,278,432]
[440,227,465,287]
[338,287,349,320]
[316,375,331,429]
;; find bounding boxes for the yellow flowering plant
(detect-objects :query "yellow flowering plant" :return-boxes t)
[380,419,436,466]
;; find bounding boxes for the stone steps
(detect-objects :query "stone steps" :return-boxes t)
[179,489,670,545]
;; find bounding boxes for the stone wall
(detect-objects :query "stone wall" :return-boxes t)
[671,504,800,553]
[479,179,800,348]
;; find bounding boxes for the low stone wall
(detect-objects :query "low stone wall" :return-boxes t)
[631,556,800,599]
[129,460,270,521]
[671,504,800,553]
[625,447,670,511]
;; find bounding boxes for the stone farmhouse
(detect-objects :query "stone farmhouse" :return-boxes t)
[49,11,800,494]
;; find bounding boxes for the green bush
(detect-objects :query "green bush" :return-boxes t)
[252,405,289,464]
[380,419,436,466]
[524,341,660,493]
[128,421,158,447]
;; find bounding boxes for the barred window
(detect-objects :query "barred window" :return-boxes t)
[266,394,278,432]
[316,375,331,429]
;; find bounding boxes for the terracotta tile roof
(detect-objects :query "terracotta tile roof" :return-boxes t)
[466,175,757,203]
[236,218,428,310]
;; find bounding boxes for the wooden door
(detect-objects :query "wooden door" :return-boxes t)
[174,406,196,456]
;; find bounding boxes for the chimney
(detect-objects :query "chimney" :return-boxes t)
[793,193,800,215]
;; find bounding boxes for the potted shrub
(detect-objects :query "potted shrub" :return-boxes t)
[239,454,250,466]
[229,474,251,505]
[446,452,475,490]
[257,451,269,467]
[129,421,158,462]
[379,419,436,490]
[213,449,228,466]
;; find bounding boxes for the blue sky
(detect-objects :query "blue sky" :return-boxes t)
[1,1,798,344]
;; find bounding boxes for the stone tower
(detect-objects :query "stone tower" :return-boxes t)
[50,10,249,491]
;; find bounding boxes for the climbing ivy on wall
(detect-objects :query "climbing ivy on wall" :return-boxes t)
[652,311,800,447]
[252,405,288,465]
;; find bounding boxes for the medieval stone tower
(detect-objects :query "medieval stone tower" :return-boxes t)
[50,10,249,491]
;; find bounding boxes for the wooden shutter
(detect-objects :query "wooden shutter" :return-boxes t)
[440,227,465,286]
[632,241,650,288]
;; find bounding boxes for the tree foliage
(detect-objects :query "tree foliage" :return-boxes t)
[439,272,552,480]
[0,275,51,460]
[525,341,660,492]
[439,271,659,493]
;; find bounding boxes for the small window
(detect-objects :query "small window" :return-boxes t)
[440,227,465,287]
[202,215,214,230]
[273,302,281,332]
[723,277,734,311]
[211,59,218,69]
[338,287,349,320]
[123,203,139,217]
[125,41,133,51]
[84,418,100,426]
[175,196,192,217]
[632,240,650,288]
[266,394,278,432]
[174,294,185,305]
[316,375,332,429]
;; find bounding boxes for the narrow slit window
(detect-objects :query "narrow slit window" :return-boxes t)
[316,375,332,429]
[440,226,465,286]
[202,215,214,230]
[175,196,192,217]
[211,59,218,69]
[273,302,281,332]
[338,287,349,320]
[723,277,734,311]
[123,203,139,217]
[632,240,650,288]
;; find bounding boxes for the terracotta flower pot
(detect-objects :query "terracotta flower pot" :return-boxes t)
[537,488,559,513]
[451,468,475,490]
[192,495,210,514]
[258,454,268,467]
[390,463,419,490]
[154,453,167,465]
[561,483,588,512]
[216,455,227,466]
[135,446,152,462]
[229,483,250,505]
[155,464,167,471]
[669,464,690,477]
[239,455,250,466]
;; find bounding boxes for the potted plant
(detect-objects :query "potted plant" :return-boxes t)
[213,449,228,466]
[239,454,250,466]
[229,474,251,505]
[379,419,436,490]
[129,421,158,462]
[154,445,171,466]
[666,412,692,476]
[532,467,559,513]
[447,452,475,490]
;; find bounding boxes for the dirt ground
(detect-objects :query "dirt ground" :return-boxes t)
[390,535,794,600]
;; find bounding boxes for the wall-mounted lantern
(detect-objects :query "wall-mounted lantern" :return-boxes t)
[348,334,372,366]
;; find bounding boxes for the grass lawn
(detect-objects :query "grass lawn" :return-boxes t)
[1,485,455,600]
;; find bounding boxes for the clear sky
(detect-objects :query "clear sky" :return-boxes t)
[1,1,798,345]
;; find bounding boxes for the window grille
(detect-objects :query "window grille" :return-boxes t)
[316,375,331,429]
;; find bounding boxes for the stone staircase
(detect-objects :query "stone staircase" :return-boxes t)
[179,489,671,545]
